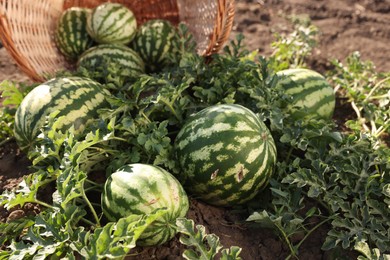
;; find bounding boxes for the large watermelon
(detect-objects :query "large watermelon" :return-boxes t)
[174,104,277,207]
[101,163,189,246]
[55,7,94,60]
[87,3,137,45]
[131,19,178,72]
[77,44,145,81]
[14,77,110,151]
[275,68,336,119]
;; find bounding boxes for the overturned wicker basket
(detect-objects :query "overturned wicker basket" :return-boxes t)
[0,0,235,82]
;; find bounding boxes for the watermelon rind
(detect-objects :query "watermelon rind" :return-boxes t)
[174,104,277,207]
[55,7,94,60]
[131,19,178,72]
[77,44,145,82]
[101,163,189,246]
[14,76,110,151]
[87,3,137,45]
[275,68,336,119]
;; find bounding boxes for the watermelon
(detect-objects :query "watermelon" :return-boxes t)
[55,7,94,60]
[275,68,336,119]
[131,19,178,72]
[174,104,277,207]
[77,44,145,81]
[87,3,137,45]
[14,77,110,151]
[101,163,189,246]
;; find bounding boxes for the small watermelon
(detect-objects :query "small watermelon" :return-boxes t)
[55,7,94,60]
[131,19,178,72]
[87,3,137,45]
[77,44,145,82]
[14,77,110,151]
[101,163,189,246]
[275,68,336,119]
[174,104,277,207]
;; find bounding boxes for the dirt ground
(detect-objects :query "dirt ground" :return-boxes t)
[1,0,389,259]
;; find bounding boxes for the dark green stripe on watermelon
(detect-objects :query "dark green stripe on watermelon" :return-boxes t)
[275,68,336,119]
[77,44,145,83]
[14,77,110,151]
[87,3,137,45]
[131,19,178,73]
[101,163,189,246]
[174,104,277,207]
[55,7,94,60]
[98,8,135,42]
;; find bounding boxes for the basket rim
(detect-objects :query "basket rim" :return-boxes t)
[0,0,236,82]
[0,13,44,81]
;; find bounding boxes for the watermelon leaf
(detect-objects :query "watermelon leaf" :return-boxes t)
[268,15,319,72]
[328,51,390,141]
[5,205,86,259]
[0,80,34,144]
[73,210,167,259]
[176,218,242,260]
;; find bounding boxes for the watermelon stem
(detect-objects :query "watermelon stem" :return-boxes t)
[84,178,104,188]
[350,101,370,132]
[81,180,101,227]
[81,217,97,227]
[286,217,331,259]
[0,136,15,147]
[274,223,298,259]
[364,76,390,102]
[158,97,182,122]
[285,146,294,162]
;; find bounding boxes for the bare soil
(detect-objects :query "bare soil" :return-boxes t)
[1,0,389,259]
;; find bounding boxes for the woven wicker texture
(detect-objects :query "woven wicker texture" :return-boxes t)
[0,0,235,82]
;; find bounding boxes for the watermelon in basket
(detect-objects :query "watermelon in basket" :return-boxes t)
[0,0,235,82]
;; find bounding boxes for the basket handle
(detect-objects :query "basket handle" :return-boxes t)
[0,12,43,82]
[204,0,235,56]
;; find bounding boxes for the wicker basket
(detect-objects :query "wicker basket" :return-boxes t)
[0,0,235,82]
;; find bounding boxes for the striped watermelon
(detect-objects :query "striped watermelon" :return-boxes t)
[101,163,189,246]
[275,68,336,119]
[87,3,137,45]
[174,104,277,207]
[77,44,145,81]
[55,7,94,60]
[131,19,178,72]
[14,77,110,151]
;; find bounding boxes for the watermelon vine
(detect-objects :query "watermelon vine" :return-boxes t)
[0,14,389,259]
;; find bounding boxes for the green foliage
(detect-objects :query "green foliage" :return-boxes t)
[328,51,390,141]
[354,241,390,260]
[0,19,389,259]
[269,15,319,72]
[71,211,166,259]
[248,118,390,258]
[176,218,242,260]
[0,116,170,258]
[0,80,34,144]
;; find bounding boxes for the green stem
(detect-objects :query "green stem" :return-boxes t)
[81,217,97,227]
[0,136,15,147]
[35,200,55,209]
[84,178,104,188]
[141,111,152,123]
[80,180,101,227]
[285,146,294,162]
[374,123,389,139]
[293,217,331,253]
[275,223,298,260]
[367,94,389,100]
[364,77,390,101]
[159,97,182,122]
[83,186,102,193]
[350,101,370,132]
